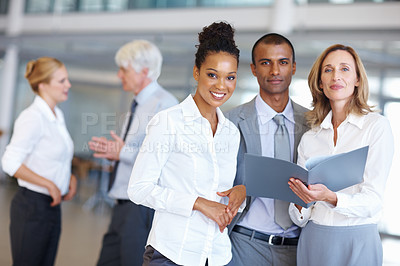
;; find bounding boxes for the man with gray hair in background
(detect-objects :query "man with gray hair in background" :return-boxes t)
[89,40,178,266]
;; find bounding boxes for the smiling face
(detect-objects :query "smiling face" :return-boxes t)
[39,65,71,107]
[320,50,359,106]
[193,51,237,113]
[251,42,296,100]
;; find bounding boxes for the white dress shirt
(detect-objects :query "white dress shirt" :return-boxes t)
[2,96,74,195]
[238,94,299,237]
[289,111,394,227]
[109,81,178,199]
[128,95,240,266]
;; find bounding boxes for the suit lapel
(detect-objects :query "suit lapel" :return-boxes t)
[237,99,262,156]
[292,100,309,163]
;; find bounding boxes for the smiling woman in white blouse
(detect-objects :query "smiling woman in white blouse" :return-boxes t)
[1,57,76,266]
[127,22,246,266]
[288,44,394,266]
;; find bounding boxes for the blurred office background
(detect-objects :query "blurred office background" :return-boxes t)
[0,0,399,265]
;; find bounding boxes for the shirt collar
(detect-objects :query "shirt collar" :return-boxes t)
[320,110,365,130]
[181,94,226,125]
[33,95,61,122]
[255,94,294,125]
[134,81,159,105]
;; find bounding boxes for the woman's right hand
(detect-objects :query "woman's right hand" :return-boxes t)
[14,165,62,207]
[193,197,232,233]
[46,181,62,207]
[289,177,337,206]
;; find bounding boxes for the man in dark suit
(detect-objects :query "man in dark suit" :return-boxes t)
[225,33,309,266]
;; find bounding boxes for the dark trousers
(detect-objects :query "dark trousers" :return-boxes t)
[10,187,61,266]
[144,246,209,266]
[97,200,154,266]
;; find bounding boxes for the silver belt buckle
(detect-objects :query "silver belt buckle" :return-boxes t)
[268,235,285,245]
[268,235,275,245]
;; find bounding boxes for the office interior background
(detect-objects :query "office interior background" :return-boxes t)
[0,0,399,265]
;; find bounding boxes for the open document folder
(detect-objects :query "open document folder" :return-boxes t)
[244,146,369,208]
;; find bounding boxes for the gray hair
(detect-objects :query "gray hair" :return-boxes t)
[115,40,162,81]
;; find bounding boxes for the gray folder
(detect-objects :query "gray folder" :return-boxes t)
[244,146,369,208]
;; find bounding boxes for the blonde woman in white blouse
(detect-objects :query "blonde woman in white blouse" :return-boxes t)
[288,44,394,266]
[2,57,76,266]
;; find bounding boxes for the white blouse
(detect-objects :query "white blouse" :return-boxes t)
[289,111,394,227]
[2,96,74,195]
[128,95,240,266]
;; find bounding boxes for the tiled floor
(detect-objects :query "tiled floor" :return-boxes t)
[0,177,400,266]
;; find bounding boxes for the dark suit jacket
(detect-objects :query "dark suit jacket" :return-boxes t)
[224,96,309,233]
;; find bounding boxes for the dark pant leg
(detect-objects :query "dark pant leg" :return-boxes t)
[97,201,154,266]
[97,205,123,266]
[148,247,179,266]
[146,246,210,266]
[10,188,61,266]
[41,208,62,266]
[120,203,154,266]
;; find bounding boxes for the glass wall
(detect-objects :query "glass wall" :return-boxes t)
[24,0,395,13]
[25,0,272,13]
[381,101,400,236]
[0,0,8,14]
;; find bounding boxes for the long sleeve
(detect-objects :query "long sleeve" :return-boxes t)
[127,111,198,218]
[2,110,43,176]
[127,95,240,265]
[297,112,394,226]
[2,96,74,195]
[334,116,394,218]
[289,202,312,227]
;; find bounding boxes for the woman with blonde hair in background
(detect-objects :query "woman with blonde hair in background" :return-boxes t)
[288,44,394,266]
[2,57,76,266]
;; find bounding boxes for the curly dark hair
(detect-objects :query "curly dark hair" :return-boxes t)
[195,21,240,69]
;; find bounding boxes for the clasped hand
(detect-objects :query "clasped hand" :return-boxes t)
[194,185,246,232]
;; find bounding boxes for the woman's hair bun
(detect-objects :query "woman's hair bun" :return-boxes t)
[198,21,235,45]
[24,60,36,79]
[195,21,240,69]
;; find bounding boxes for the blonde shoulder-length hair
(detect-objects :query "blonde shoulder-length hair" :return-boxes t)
[307,44,373,128]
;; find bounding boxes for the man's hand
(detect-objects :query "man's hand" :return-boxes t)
[193,197,232,233]
[217,184,246,219]
[63,174,77,201]
[88,131,124,161]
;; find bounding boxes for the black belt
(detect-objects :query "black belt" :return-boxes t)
[117,199,131,205]
[232,225,298,246]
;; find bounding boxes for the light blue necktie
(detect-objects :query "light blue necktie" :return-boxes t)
[273,114,293,230]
